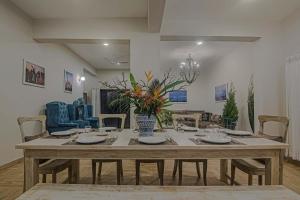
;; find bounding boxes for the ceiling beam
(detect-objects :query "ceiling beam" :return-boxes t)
[160,35,261,42]
[148,0,166,33]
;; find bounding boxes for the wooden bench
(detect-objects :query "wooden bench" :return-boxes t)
[16,184,300,200]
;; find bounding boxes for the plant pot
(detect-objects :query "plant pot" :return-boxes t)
[136,114,156,137]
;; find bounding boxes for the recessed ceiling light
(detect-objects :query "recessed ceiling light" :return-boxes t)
[196,41,203,45]
[103,43,109,46]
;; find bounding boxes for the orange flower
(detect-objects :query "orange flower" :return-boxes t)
[153,86,161,99]
[133,85,142,97]
[145,71,153,82]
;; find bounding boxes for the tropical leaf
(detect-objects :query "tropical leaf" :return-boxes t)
[129,73,137,88]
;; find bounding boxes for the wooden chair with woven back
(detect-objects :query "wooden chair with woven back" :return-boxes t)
[231,115,289,185]
[133,114,164,185]
[172,113,208,186]
[17,115,73,189]
[92,113,126,185]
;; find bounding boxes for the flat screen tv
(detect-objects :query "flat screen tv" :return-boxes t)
[169,90,187,103]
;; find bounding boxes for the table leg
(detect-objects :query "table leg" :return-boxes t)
[71,159,80,183]
[220,159,228,184]
[265,151,280,185]
[279,150,284,184]
[24,154,39,191]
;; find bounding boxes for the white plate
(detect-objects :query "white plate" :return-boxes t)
[99,127,117,131]
[76,136,106,144]
[88,131,109,136]
[200,136,231,144]
[182,126,199,132]
[225,130,253,136]
[138,136,166,144]
[51,130,76,136]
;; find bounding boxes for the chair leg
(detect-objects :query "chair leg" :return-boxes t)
[92,160,96,184]
[156,162,160,178]
[248,174,253,185]
[230,164,236,185]
[258,175,263,185]
[98,162,102,178]
[120,160,124,177]
[172,160,178,178]
[203,160,207,186]
[68,166,72,183]
[52,173,57,183]
[158,161,164,186]
[196,162,201,179]
[42,174,47,183]
[117,160,121,185]
[178,160,183,185]
[135,160,140,185]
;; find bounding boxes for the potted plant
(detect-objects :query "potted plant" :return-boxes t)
[222,83,239,130]
[103,71,184,136]
[248,75,254,132]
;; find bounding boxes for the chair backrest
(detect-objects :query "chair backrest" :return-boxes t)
[99,114,127,129]
[172,113,201,128]
[258,115,289,143]
[46,102,71,126]
[17,115,48,142]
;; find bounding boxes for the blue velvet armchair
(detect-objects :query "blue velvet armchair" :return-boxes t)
[46,101,79,133]
[67,104,90,128]
[77,104,99,128]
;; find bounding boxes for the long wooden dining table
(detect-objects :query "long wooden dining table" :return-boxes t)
[15,129,288,191]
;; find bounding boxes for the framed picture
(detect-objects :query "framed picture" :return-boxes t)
[215,84,228,102]
[23,60,45,88]
[169,90,187,103]
[64,70,73,93]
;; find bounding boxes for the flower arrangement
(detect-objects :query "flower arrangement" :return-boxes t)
[102,70,185,129]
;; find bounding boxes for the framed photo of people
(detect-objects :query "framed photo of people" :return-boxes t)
[64,70,73,93]
[23,60,45,88]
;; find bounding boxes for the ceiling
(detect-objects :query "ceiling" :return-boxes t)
[163,0,300,23]
[65,40,130,70]
[11,0,147,19]
[160,41,245,70]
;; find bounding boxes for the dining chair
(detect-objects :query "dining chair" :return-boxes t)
[92,113,126,185]
[18,115,73,190]
[132,114,165,185]
[171,113,208,186]
[230,115,289,185]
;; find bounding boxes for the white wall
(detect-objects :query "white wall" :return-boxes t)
[97,69,130,87]
[282,8,300,58]
[0,0,95,166]
[163,43,254,131]
[205,44,254,131]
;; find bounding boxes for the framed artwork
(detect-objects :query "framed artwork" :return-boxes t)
[169,90,187,103]
[23,60,45,88]
[215,84,228,102]
[64,70,73,93]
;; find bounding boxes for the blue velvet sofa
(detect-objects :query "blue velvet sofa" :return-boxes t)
[78,104,99,128]
[46,99,99,133]
[46,101,79,133]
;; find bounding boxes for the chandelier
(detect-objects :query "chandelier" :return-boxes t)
[179,54,200,84]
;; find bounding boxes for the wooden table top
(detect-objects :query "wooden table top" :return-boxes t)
[15,129,288,150]
[16,184,300,200]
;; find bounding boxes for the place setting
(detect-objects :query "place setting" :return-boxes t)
[191,128,244,145]
[129,135,177,146]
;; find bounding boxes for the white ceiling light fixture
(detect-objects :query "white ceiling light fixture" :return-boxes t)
[196,41,203,45]
[179,54,201,84]
[103,42,110,46]
[80,76,86,82]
